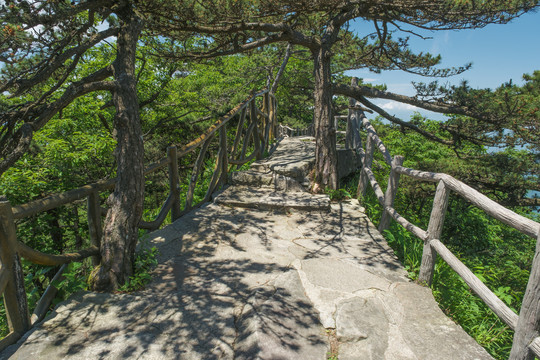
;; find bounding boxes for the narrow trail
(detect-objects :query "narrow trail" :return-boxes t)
[3,137,493,359]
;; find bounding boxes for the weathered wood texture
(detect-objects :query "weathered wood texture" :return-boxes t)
[509,230,540,359]
[418,180,450,286]
[430,239,519,329]
[251,100,262,160]
[87,191,102,266]
[231,108,247,158]
[378,156,404,233]
[383,206,427,241]
[138,195,173,231]
[361,118,392,165]
[346,78,362,151]
[394,166,538,239]
[0,267,9,296]
[16,242,99,266]
[185,136,213,210]
[528,337,540,358]
[357,134,374,197]
[218,125,229,187]
[30,264,67,325]
[167,146,181,221]
[0,201,30,351]
[363,167,385,204]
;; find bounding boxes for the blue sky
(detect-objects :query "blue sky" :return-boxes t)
[345,9,540,121]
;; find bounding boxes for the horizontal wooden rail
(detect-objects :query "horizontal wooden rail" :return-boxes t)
[17,242,99,266]
[12,157,171,220]
[394,166,539,239]
[430,239,519,329]
[0,87,278,352]
[350,105,540,359]
[529,337,540,357]
[384,206,428,240]
[12,182,114,219]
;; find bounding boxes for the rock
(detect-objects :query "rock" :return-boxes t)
[337,148,362,179]
[214,186,330,211]
[336,297,389,360]
[234,270,328,359]
[391,282,494,360]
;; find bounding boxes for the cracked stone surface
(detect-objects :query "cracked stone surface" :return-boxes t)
[250,137,316,180]
[214,186,330,211]
[3,200,493,360]
[3,138,493,359]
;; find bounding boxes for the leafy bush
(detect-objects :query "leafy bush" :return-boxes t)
[118,245,160,293]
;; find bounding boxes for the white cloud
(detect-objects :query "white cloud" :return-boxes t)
[430,30,450,55]
[361,78,377,83]
[385,83,416,94]
[379,101,419,111]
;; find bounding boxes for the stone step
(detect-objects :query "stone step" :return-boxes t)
[249,137,316,180]
[214,186,330,211]
[229,170,307,192]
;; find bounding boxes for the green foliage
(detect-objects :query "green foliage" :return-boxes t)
[383,227,422,278]
[54,262,90,301]
[118,245,160,293]
[327,188,352,202]
[414,71,540,153]
[357,118,538,359]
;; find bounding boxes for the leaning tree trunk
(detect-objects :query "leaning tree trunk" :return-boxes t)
[312,46,338,190]
[89,9,144,292]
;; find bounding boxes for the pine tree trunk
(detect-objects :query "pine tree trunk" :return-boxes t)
[89,9,144,291]
[312,46,338,190]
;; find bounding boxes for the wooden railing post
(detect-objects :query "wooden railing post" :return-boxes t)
[378,155,404,233]
[357,133,374,198]
[269,95,277,142]
[0,199,30,338]
[418,180,450,286]
[509,229,540,360]
[87,191,102,266]
[250,99,262,160]
[346,77,362,151]
[263,93,271,152]
[186,136,213,210]
[167,146,181,221]
[219,125,229,186]
[231,108,247,159]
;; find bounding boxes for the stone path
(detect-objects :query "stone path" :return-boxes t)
[2,137,493,359]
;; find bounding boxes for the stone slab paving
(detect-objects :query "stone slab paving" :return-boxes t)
[3,200,493,359]
[214,185,330,211]
[250,136,315,180]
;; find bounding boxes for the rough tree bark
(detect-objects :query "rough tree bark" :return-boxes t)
[89,8,144,291]
[312,45,338,190]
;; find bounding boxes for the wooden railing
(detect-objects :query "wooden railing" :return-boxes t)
[353,113,540,360]
[278,123,313,138]
[0,89,277,351]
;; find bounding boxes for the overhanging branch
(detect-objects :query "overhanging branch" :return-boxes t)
[334,83,498,124]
